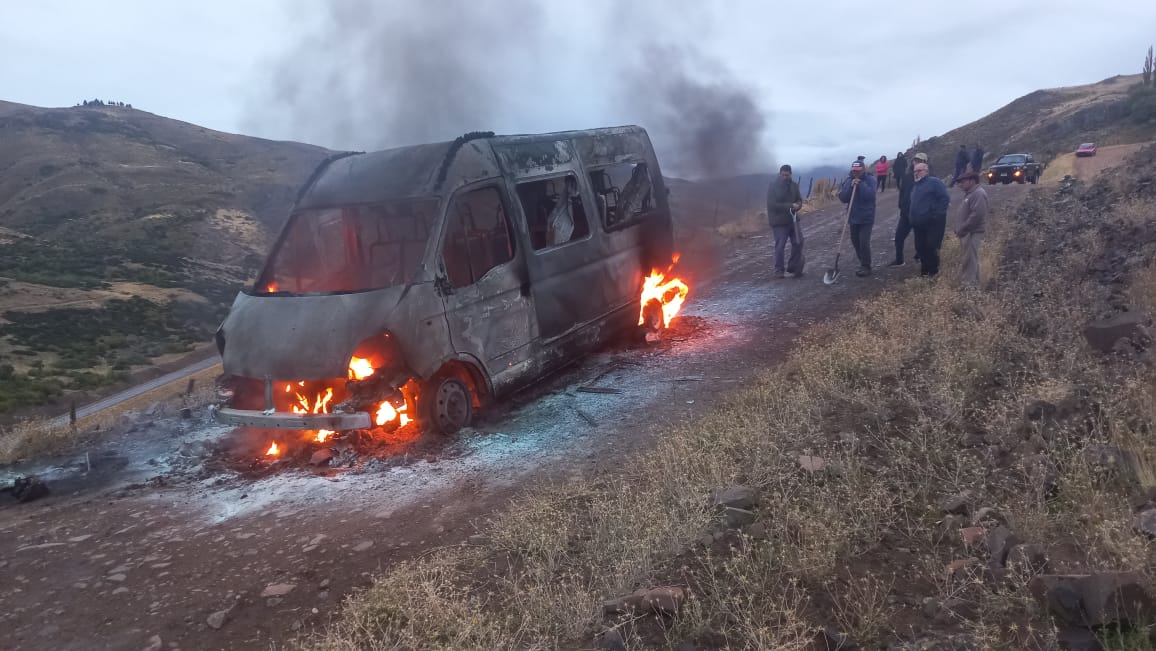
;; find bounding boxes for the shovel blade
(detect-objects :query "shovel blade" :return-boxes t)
[822,269,839,285]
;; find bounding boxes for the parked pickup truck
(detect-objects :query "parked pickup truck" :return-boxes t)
[985,153,1042,185]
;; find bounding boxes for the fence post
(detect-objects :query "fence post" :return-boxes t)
[186,378,196,396]
[806,177,814,199]
[69,401,77,433]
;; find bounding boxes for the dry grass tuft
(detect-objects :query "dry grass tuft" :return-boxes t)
[312,160,1156,649]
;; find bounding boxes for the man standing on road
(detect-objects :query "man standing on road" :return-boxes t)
[908,161,950,277]
[970,144,985,174]
[951,144,969,187]
[838,160,878,277]
[893,152,907,190]
[765,164,804,279]
[891,152,926,267]
[952,171,989,288]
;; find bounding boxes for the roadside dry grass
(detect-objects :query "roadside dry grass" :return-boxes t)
[311,152,1156,649]
[0,363,220,464]
[715,178,839,240]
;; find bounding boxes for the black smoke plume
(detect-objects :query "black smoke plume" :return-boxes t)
[627,45,770,179]
[250,1,770,179]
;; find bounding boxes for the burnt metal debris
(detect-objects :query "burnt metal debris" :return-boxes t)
[214,126,674,434]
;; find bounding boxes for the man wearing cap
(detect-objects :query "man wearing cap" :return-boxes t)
[953,171,989,288]
[765,164,805,279]
[892,151,927,266]
[838,159,878,277]
[908,161,950,277]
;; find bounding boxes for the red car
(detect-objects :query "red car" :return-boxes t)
[1076,143,1097,157]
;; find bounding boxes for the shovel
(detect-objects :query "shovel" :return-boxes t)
[823,183,858,285]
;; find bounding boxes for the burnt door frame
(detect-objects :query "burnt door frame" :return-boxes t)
[434,180,537,377]
[510,165,610,340]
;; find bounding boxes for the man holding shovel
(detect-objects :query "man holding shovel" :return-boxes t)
[766,164,804,279]
[837,160,878,277]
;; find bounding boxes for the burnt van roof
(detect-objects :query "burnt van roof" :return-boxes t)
[295,125,651,209]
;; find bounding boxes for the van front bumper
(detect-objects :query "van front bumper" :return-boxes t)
[211,406,372,431]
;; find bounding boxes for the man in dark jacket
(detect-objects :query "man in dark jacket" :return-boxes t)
[908,161,951,277]
[950,145,969,187]
[970,144,985,173]
[766,164,804,279]
[892,152,907,190]
[837,160,878,276]
[891,151,924,266]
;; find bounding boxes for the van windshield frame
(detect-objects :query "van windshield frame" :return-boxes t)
[254,198,440,295]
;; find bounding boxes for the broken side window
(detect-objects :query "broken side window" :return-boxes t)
[442,186,515,288]
[588,162,654,231]
[515,174,591,251]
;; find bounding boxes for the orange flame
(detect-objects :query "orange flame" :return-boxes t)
[375,399,411,427]
[265,282,278,293]
[638,270,689,328]
[265,441,281,456]
[315,429,335,443]
[348,357,375,381]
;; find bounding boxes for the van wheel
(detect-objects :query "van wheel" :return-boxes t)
[422,375,473,435]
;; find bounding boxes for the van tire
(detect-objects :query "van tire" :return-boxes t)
[422,375,473,435]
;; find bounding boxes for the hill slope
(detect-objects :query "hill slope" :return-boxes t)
[912,74,1147,174]
[0,101,331,415]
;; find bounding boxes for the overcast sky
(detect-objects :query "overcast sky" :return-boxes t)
[2,1,1155,175]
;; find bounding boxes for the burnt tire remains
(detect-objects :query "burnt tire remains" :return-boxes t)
[424,376,473,435]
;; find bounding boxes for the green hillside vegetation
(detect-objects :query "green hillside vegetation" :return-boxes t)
[0,100,331,415]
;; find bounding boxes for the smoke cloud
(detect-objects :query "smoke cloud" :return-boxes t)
[252,0,545,150]
[250,1,770,179]
[627,45,770,179]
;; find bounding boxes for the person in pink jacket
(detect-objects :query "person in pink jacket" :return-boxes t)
[874,156,890,192]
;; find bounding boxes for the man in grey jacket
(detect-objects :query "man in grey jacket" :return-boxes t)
[766,164,804,278]
[953,172,989,288]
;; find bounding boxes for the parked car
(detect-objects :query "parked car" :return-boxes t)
[985,153,1042,185]
[212,126,674,435]
[1076,142,1097,157]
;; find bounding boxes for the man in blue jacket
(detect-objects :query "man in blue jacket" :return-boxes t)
[908,161,951,277]
[838,160,878,277]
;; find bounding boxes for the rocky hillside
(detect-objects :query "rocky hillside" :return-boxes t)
[911,74,1149,174]
[0,100,331,416]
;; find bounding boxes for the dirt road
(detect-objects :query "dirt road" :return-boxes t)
[0,183,1029,651]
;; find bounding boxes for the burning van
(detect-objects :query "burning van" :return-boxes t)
[213,126,677,436]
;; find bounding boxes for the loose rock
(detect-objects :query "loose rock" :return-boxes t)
[261,582,296,598]
[642,586,687,615]
[711,485,756,511]
[1083,311,1148,353]
[1030,572,1156,628]
[309,449,334,466]
[984,526,1022,567]
[206,609,229,630]
[142,634,163,651]
[960,527,985,547]
[798,455,826,473]
[724,507,756,528]
[1134,509,1156,538]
